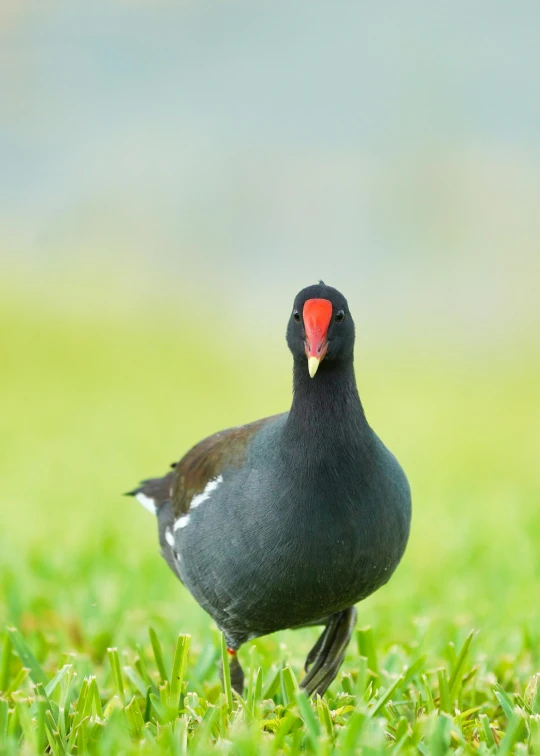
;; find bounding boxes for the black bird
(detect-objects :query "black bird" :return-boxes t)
[128,283,411,696]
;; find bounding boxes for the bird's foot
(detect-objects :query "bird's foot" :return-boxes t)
[300,606,357,697]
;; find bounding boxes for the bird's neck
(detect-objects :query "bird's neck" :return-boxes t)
[283,358,369,459]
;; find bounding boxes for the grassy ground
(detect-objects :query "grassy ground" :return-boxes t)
[1,290,539,754]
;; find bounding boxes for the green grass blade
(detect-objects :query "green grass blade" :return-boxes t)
[5,666,29,696]
[355,656,369,697]
[295,690,320,746]
[29,681,52,720]
[494,684,517,721]
[251,667,263,713]
[6,627,48,687]
[15,700,36,751]
[281,666,298,706]
[479,713,496,747]
[125,696,145,738]
[144,687,152,723]
[393,714,409,746]
[448,629,474,700]
[494,689,528,743]
[159,679,170,705]
[190,704,221,755]
[340,708,366,752]
[7,699,19,741]
[498,709,527,756]
[401,655,427,687]
[169,633,190,710]
[45,664,72,699]
[245,645,256,709]
[123,666,149,697]
[134,645,152,687]
[72,677,91,731]
[430,711,452,756]
[149,692,177,724]
[0,633,12,694]
[341,672,354,695]
[263,667,282,700]
[531,673,540,714]
[316,695,334,739]
[44,709,62,756]
[89,676,103,719]
[107,648,125,702]
[173,715,189,755]
[370,675,404,718]
[35,696,47,753]
[149,627,169,684]
[437,668,451,714]
[530,714,540,752]
[272,710,301,752]
[357,627,379,677]
[422,674,435,714]
[0,698,9,746]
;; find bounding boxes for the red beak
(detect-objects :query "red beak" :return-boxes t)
[303,298,332,377]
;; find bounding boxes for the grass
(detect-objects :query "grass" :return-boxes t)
[1,288,539,754]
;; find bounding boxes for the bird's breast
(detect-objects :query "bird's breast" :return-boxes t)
[175,452,410,638]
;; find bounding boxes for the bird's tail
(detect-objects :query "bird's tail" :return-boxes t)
[125,468,175,515]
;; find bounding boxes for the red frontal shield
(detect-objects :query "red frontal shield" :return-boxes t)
[303,299,332,376]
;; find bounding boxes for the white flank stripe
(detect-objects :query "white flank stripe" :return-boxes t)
[135,492,157,515]
[174,515,191,531]
[165,528,175,546]
[190,474,223,509]
[172,474,223,531]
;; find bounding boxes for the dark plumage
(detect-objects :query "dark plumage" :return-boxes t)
[128,283,411,696]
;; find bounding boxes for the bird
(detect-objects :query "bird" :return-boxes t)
[127,282,411,697]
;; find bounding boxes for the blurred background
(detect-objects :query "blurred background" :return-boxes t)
[1,1,539,666]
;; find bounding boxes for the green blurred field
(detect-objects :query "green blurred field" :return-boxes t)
[1,288,539,753]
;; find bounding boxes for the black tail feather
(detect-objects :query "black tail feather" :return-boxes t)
[125,471,175,509]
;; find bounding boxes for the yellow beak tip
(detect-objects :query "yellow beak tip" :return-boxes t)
[308,356,320,378]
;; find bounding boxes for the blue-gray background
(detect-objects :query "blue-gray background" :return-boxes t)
[2,0,539,343]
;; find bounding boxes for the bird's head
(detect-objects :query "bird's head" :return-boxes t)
[286,282,355,378]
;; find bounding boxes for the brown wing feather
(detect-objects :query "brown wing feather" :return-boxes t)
[171,414,282,517]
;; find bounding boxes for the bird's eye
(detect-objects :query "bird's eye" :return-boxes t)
[335,310,345,323]
[293,310,301,322]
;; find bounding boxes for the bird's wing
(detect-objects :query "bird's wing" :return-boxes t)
[171,414,284,518]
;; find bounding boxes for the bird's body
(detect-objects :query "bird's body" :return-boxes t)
[129,283,411,695]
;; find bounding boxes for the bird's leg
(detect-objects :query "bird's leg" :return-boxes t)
[300,606,357,697]
[228,650,245,694]
[221,646,245,695]
[304,620,337,672]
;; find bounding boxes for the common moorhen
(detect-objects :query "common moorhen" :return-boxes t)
[128,282,411,696]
